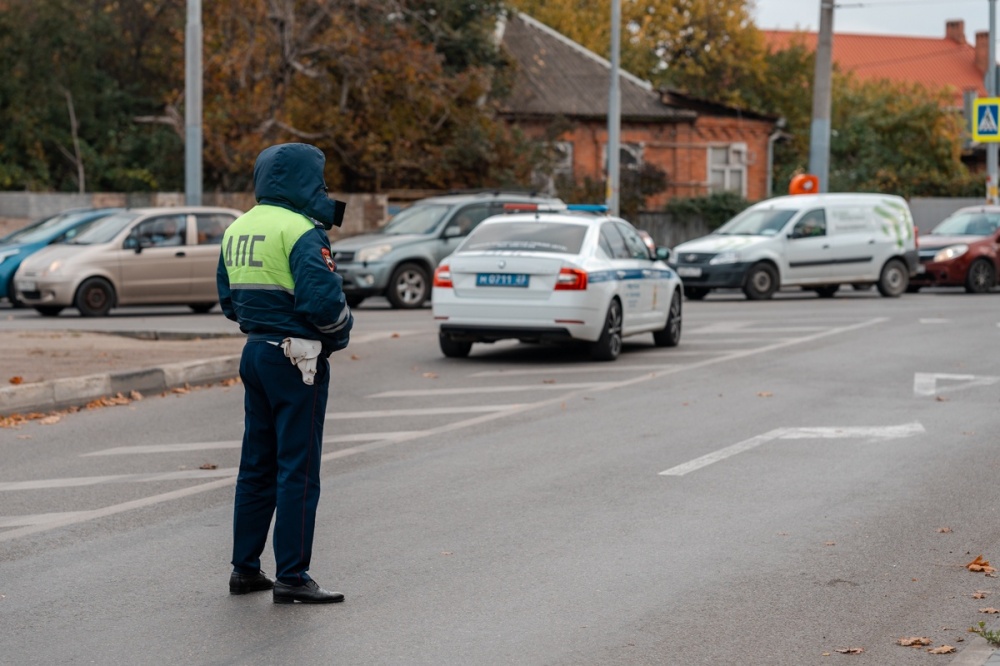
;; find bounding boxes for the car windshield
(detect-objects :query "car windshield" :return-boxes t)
[2,211,82,244]
[931,211,1000,236]
[715,208,797,236]
[459,222,588,254]
[68,211,141,244]
[382,203,450,235]
[1,210,110,245]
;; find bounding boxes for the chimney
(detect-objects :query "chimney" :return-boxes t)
[976,31,990,74]
[946,20,966,44]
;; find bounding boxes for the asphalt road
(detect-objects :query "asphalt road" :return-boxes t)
[2,288,1000,665]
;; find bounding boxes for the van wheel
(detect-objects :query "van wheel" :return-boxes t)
[439,334,472,358]
[815,285,839,298]
[684,287,709,300]
[965,259,996,294]
[386,262,430,309]
[653,290,681,347]
[876,259,908,297]
[743,263,778,300]
[590,299,623,361]
[75,277,115,316]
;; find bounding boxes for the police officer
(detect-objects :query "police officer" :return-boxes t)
[217,143,353,604]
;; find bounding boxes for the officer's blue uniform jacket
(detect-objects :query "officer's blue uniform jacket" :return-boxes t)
[217,143,352,353]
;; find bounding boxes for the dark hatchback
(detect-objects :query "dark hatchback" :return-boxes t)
[910,206,1000,294]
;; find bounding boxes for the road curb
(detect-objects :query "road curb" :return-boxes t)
[0,355,241,416]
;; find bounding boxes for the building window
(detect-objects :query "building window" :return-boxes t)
[532,141,575,195]
[708,143,747,196]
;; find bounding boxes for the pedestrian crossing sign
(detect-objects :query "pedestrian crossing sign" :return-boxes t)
[973,98,1000,142]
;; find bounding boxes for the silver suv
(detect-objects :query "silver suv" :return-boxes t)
[330,191,563,309]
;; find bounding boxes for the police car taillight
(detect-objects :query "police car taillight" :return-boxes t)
[433,265,453,288]
[554,267,587,290]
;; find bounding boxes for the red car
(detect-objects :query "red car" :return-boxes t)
[909,206,1000,294]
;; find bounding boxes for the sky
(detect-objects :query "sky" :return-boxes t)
[752,0,995,41]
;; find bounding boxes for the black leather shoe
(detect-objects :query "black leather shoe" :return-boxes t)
[229,570,275,595]
[273,580,345,604]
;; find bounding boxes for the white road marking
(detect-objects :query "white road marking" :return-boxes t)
[913,372,999,397]
[0,317,888,541]
[659,422,925,476]
[83,432,429,456]
[327,405,524,419]
[919,318,950,324]
[369,382,610,398]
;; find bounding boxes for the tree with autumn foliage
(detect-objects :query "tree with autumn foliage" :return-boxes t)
[509,0,768,108]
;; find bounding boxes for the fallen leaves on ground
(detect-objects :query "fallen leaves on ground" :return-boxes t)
[979,607,1000,614]
[973,591,989,599]
[897,637,931,647]
[219,378,239,387]
[199,463,218,470]
[757,391,773,398]
[37,415,61,425]
[938,527,953,533]
[967,555,997,574]
[422,372,438,379]
[86,394,133,409]
[350,354,360,360]
[935,395,949,402]
[928,645,955,654]
[8,375,23,385]
[835,647,864,654]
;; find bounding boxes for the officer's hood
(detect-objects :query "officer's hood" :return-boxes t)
[253,143,346,229]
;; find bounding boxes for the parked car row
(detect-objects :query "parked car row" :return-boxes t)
[6,206,241,316]
[1,195,998,356]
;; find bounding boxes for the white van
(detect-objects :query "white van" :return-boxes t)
[670,193,918,300]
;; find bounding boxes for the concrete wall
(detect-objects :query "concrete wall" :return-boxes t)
[909,197,983,234]
[0,191,389,240]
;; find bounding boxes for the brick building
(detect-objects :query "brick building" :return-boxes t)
[498,13,780,208]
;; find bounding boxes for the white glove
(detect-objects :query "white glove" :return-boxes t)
[279,337,324,385]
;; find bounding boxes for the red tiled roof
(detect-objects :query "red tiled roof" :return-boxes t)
[762,30,986,107]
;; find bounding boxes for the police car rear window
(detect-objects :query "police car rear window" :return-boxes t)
[458,222,588,254]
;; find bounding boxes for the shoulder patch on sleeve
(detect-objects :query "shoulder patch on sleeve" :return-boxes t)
[321,247,337,272]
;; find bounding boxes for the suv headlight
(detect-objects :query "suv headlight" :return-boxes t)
[933,244,968,263]
[357,244,393,263]
[709,251,741,265]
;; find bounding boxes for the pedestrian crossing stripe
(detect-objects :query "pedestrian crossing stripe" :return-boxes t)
[973,98,1000,142]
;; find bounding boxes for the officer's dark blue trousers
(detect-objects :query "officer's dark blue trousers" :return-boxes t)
[232,338,329,585]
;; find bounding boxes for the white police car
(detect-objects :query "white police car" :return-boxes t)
[431,204,683,361]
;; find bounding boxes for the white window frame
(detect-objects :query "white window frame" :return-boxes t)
[603,142,644,172]
[707,142,747,196]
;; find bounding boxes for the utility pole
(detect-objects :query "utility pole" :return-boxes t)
[988,0,998,204]
[606,0,621,216]
[808,1,834,193]
[185,0,203,206]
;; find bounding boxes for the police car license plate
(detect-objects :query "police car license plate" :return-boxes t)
[16,280,36,292]
[677,267,702,278]
[476,273,529,287]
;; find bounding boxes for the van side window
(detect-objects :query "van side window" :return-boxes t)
[791,209,827,238]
